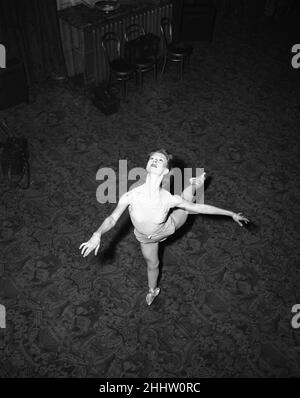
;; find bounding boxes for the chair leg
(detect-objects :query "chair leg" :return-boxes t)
[140,71,144,88]
[136,70,142,89]
[179,60,184,80]
[121,79,127,100]
[161,55,167,76]
[107,70,112,90]
[135,71,139,88]
[154,62,157,81]
[176,62,180,80]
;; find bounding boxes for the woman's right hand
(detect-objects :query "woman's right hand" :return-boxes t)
[79,232,101,257]
[232,212,250,227]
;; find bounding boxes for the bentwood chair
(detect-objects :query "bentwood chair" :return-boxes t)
[102,31,136,100]
[124,24,157,88]
[160,17,193,80]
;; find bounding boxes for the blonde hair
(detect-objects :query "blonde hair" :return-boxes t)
[148,148,173,169]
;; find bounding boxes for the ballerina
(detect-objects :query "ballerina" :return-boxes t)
[79,149,249,305]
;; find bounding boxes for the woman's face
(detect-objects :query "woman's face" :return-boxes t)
[146,152,169,176]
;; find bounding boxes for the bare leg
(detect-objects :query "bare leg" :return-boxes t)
[140,242,159,291]
[171,174,206,230]
[170,184,196,230]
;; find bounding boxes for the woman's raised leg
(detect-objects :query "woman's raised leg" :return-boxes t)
[170,173,206,230]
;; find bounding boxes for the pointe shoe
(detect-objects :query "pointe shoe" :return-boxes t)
[189,172,206,187]
[146,287,160,306]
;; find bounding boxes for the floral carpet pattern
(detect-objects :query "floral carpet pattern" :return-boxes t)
[0,9,299,378]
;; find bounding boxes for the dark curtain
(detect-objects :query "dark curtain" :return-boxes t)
[0,0,66,84]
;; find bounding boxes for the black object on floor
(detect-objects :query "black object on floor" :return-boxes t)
[92,86,120,115]
[0,59,29,110]
[0,121,30,189]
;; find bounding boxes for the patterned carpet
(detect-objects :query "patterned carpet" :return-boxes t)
[0,8,299,378]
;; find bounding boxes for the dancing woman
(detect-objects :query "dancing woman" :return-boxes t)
[80,149,249,305]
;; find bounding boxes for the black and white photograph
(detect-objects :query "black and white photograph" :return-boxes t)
[0,0,299,388]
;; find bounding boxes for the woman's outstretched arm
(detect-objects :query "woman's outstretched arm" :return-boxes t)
[79,192,131,257]
[176,200,250,226]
